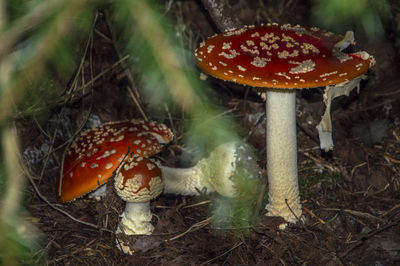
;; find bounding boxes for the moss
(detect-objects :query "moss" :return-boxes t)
[298,164,338,198]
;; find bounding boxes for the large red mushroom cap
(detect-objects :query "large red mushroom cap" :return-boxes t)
[57,119,173,203]
[195,23,374,89]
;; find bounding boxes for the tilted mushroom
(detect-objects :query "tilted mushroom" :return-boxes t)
[195,23,374,223]
[161,141,261,198]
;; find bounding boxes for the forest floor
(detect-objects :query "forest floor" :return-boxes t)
[21,1,400,265]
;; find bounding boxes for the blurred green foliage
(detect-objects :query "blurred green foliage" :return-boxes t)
[1,0,94,263]
[0,218,44,265]
[312,0,390,39]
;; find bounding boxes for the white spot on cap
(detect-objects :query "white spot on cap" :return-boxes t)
[251,32,260,38]
[289,59,316,74]
[278,50,299,59]
[275,72,291,80]
[320,71,338,78]
[222,42,232,50]
[246,40,255,46]
[237,65,247,72]
[105,162,113,170]
[218,49,240,59]
[251,56,270,68]
[90,163,99,168]
[96,150,111,160]
[240,44,260,55]
[147,163,156,171]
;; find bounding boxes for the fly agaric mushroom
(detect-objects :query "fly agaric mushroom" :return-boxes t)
[195,23,374,223]
[114,155,163,235]
[161,141,260,197]
[57,119,173,255]
[57,119,173,203]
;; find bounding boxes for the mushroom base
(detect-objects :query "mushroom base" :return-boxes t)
[117,202,154,235]
[264,90,302,223]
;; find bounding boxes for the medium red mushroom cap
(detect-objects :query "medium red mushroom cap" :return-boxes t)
[57,119,173,203]
[114,156,163,203]
[195,23,374,89]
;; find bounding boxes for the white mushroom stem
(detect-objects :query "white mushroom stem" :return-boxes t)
[160,165,216,196]
[264,90,302,223]
[116,201,154,235]
[161,141,259,198]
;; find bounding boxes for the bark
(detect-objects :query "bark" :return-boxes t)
[200,0,243,32]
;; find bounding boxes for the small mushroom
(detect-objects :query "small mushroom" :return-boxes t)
[195,23,374,223]
[114,156,163,235]
[57,119,173,203]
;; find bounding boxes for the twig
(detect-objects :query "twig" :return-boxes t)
[381,203,400,217]
[182,200,211,209]
[73,55,130,94]
[393,130,400,143]
[127,86,148,121]
[303,151,340,173]
[322,208,386,223]
[32,118,50,139]
[285,199,302,223]
[303,207,325,225]
[199,241,243,266]
[339,216,400,258]
[37,112,62,184]
[168,216,212,241]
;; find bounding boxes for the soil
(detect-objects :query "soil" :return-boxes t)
[21,1,400,265]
